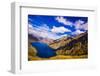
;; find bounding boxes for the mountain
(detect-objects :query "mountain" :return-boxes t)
[28,32,88,60]
[49,36,73,49]
[49,32,88,56]
[28,34,54,44]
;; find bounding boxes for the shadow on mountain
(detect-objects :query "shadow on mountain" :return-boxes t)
[28,32,88,61]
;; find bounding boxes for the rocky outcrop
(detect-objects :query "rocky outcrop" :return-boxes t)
[50,32,88,56]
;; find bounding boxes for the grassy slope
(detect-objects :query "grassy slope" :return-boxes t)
[28,32,88,61]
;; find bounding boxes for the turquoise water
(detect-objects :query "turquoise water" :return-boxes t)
[31,42,56,58]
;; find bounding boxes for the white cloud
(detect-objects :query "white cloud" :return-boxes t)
[51,26,71,33]
[75,30,84,34]
[74,20,88,31]
[72,30,84,35]
[28,18,33,22]
[29,24,33,28]
[38,24,50,31]
[28,24,34,34]
[77,20,84,24]
[58,34,68,38]
[82,23,88,30]
[28,24,68,40]
[55,16,73,26]
[74,20,83,29]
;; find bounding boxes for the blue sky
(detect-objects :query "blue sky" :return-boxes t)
[28,15,88,40]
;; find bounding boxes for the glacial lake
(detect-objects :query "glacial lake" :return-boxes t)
[31,42,56,58]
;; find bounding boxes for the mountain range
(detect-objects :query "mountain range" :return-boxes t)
[28,31,88,60]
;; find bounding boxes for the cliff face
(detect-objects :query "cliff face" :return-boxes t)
[49,32,88,56]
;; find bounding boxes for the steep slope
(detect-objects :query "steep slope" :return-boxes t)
[50,32,88,56]
[28,34,54,44]
[28,32,88,60]
[49,36,73,49]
